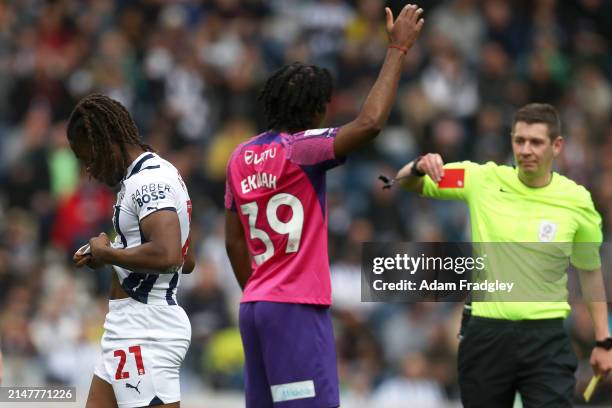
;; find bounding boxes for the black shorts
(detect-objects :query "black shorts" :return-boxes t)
[458,316,578,408]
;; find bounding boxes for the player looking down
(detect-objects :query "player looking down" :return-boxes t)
[68,94,194,408]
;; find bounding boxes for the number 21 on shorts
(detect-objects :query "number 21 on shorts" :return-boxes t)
[114,345,145,380]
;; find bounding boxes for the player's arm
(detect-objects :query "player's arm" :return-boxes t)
[225,209,252,290]
[88,210,183,273]
[396,153,444,193]
[577,267,612,376]
[182,231,196,274]
[333,4,424,158]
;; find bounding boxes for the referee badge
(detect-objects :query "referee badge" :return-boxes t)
[538,220,557,242]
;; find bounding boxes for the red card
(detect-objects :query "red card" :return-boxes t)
[438,168,465,188]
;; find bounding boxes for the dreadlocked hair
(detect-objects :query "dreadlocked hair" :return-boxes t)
[258,62,333,133]
[67,94,152,186]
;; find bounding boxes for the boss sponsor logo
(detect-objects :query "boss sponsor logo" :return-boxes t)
[131,183,171,208]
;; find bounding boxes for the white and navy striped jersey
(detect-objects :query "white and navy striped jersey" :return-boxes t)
[111,152,192,305]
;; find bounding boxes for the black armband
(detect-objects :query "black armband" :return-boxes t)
[595,337,612,350]
[410,156,426,177]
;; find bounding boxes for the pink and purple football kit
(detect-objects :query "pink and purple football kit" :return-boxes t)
[225,128,344,407]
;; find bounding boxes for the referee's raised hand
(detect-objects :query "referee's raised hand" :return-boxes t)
[385,4,424,51]
[416,153,445,183]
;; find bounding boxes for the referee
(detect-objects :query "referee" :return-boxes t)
[396,103,612,407]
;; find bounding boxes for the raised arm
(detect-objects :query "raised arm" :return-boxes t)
[333,4,424,158]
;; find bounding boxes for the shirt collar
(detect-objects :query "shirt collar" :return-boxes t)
[123,152,156,180]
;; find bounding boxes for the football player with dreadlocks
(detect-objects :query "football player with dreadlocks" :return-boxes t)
[224,4,424,407]
[68,94,194,408]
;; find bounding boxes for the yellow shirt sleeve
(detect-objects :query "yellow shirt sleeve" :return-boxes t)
[421,160,482,202]
[571,190,603,270]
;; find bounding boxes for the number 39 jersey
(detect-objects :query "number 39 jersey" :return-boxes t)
[225,128,345,305]
[113,152,192,305]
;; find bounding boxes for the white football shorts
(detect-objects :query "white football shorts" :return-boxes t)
[93,297,191,408]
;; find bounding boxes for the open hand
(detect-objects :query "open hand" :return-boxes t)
[385,4,425,51]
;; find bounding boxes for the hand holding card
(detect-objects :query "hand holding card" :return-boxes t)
[73,243,94,268]
[77,243,92,256]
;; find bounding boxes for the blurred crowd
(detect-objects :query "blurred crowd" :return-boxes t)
[0,0,611,405]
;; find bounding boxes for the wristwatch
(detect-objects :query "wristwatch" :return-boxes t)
[595,337,612,350]
[411,156,426,177]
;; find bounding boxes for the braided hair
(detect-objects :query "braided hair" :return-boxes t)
[67,94,152,186]
[258,62,333,133]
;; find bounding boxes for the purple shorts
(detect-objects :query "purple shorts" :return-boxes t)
[239,301,340,408]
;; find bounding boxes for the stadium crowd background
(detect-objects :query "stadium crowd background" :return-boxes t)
[0,0,611,406]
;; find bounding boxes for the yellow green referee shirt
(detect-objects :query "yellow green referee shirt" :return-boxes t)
[422,161,603,320]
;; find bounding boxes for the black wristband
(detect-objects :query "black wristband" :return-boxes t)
[410,156,426,177]
[595,337,612,350]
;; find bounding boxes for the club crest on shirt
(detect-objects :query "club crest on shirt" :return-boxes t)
[538,220,557,242]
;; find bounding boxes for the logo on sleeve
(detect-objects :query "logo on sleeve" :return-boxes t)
[131,183,171,208]
[538,220,557,242]
[304,128,330,137]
